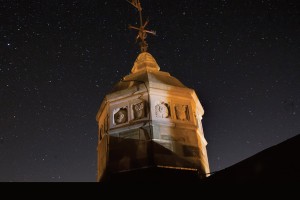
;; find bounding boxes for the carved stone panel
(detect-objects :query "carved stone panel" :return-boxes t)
[113,107,128,125]
[155,102,170,118]
[133,102,146,120]
[175,104,189,121]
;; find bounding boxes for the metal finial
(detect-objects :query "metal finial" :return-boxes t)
[127,0,156,52]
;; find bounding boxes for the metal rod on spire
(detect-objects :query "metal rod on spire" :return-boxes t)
[127,0,156,52]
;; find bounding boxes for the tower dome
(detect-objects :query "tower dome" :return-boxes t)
[131,52,160,73]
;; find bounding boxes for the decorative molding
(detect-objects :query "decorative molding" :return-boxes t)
[113,107,128,125]
[155,102,170,118]
[175,104,189,121]
[133,102,146,120]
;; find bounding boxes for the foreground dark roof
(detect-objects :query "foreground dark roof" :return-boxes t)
[206,134,300,183]
[100,134,299,183]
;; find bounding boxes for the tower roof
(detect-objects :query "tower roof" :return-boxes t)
[131,52,160,73]
[109,52,186,94]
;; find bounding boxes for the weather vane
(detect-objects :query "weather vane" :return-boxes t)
[127,0,156,52]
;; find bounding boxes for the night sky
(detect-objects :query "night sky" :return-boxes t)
[0,0,299,182]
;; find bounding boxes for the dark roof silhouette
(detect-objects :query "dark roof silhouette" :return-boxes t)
[100,134,300,183]
[206,134,300,183]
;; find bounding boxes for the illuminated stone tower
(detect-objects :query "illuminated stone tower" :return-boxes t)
[96,1,209,182]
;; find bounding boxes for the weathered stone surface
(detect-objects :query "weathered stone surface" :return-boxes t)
[96,52,209,182]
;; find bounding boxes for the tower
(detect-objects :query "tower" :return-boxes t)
[96,1,209,182]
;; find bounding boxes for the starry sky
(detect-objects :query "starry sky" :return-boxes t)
[0,0,299,182]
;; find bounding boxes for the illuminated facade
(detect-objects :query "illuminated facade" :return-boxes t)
[96,0,209,182]
[96,52,210,182]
